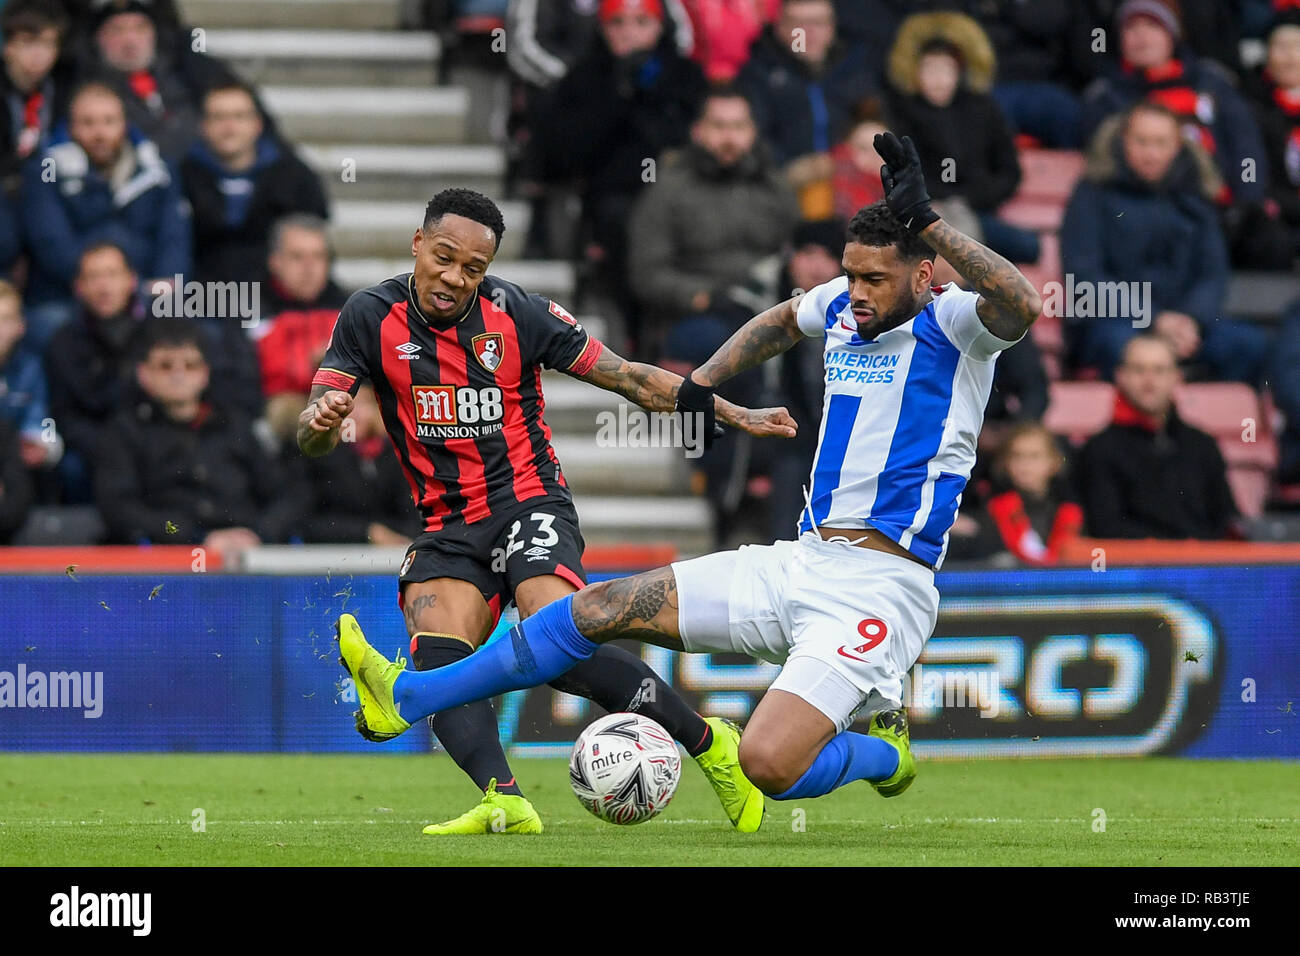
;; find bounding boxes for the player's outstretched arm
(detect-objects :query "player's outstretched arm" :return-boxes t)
[874,130,1042,342]
[918,219,1043,342]
[571,342,796,438]
[297,384,354,457]
[690,296,805,389]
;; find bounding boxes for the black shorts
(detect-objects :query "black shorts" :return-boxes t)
[397,496,587,627]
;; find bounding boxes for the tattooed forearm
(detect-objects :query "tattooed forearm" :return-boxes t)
[919,219,1043,340]
[572,569,680,643]
[575,345,749,429]
[694,298,803,388]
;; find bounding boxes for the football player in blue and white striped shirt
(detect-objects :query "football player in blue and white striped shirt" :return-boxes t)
[338,133,1043,818]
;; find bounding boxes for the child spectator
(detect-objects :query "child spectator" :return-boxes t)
[984,422,1083,565]
[885,11,1038,263]
[20,81,191,348]
[0,280,61,469]
[830,111,887,223]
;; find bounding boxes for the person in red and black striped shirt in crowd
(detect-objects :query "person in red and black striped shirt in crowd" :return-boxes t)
[299,188,795,834]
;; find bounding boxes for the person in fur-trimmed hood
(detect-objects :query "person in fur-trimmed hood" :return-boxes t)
[884,10,1039,264]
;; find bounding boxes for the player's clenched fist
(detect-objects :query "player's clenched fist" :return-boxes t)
[307,390,353,432]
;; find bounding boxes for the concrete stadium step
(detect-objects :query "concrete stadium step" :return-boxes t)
[330,199,529,260]
[551,436,690,495]
[335,258,575,301]
[302,144,506,200]
[261,86,467,144]
[573,495,712,552]
[180,0,401,30]
[206,30,438,86]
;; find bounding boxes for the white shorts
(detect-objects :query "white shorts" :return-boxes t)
[671,533,940,733]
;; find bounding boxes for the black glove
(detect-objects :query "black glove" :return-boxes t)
[874,132,940,234]
[675,375,723,451]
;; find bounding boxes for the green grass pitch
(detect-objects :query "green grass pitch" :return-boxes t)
[1,754,1296,866]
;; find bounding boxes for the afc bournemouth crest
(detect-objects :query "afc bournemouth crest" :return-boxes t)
[472,332,504,372]
[399,550,416,576]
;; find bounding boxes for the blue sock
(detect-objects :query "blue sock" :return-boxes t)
[392,594,598,722]
[770,732,900,800]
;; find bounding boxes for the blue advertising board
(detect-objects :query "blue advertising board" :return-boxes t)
[0,566,1295,758]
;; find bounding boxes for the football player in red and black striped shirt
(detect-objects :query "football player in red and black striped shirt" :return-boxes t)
[299,189,794,833]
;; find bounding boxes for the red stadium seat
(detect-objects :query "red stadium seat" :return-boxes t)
[997,197,1067,232]
[1016,149,1087,202]
[1174,383,1260,436]
[1043,381,1115,445]
[1227,468,1271,518]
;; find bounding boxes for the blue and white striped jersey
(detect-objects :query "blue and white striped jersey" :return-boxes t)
[795,276,1022,568]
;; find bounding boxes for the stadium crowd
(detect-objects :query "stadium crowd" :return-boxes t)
[1,0,1298,563]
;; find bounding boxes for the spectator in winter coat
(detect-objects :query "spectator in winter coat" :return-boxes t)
[533,0,706,340]
[1242,10,1300,269]
[182,82,329,286]
[737,0,875,218]
[94,318,300,553]
[80,0,237,161]
[885,11,1038,264]
[1061,101,1268,382]
[977,0,1083,147]
[627,86,798,355]
[20,81,191,348]
[45,242,149,499]
[281,384,420,545]
[0,280,61,469]
[1080,0,1272,259]
[1078,334,1237,539]
[0,416,34,543]
[251,215,350,443]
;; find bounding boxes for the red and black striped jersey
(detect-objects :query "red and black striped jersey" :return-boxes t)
[312,273,603,532]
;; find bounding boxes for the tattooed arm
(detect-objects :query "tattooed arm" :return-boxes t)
[570,341,797,438]
[690,296,806,389]
[918,219,1043,341]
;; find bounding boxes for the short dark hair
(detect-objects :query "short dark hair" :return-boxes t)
[2,0,70,40]
[68,79,125,113]
[422,188,505,249]
[846,201,931,263]
[136,319,210,365]
[202,80,260,111]
[695,82,752,122]
[78,240,132,272]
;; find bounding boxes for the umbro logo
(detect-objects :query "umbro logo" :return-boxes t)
[524,545,551,561]
[396,342,421,360]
